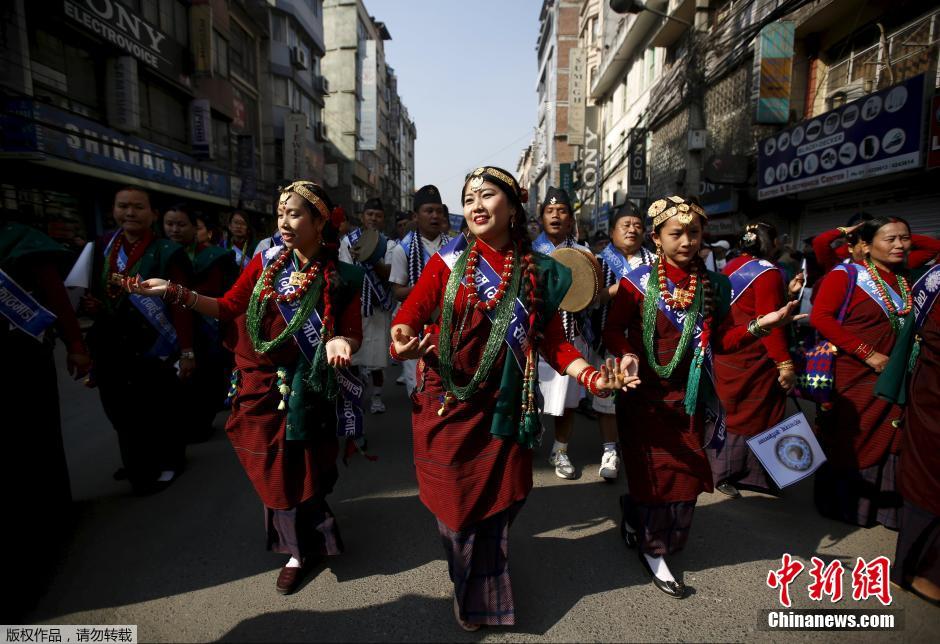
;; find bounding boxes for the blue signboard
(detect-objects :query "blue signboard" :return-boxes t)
[1,99,231,200]
[757,74,926,200]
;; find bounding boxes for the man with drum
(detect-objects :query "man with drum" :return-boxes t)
[340,197,397,413]
[388,185,452,395]
[533,187,598,480]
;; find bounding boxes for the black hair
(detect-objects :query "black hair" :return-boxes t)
[739,221,778,260]
[856,216,910,244]
[115,185,155,209]
[846,210,874,227]
[163,202,197,226]
[609,201,644,230]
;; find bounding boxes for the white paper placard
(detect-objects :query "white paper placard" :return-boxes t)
[746,412,827,488]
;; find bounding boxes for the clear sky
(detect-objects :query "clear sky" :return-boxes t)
[364,0,541,211]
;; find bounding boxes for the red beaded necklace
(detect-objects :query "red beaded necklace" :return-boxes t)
[258,249,321,303]
[865,258,912,329]
[657,257,698,310]
[464,246,515,312]
[105,232,151,299]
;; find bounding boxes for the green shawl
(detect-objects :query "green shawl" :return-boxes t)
[874,266,930,406]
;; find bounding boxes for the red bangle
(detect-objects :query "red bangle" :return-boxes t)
[588,369,610,398]
[576,365,593,387]
[389,342,402,361]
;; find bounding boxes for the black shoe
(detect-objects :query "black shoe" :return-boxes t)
[636,550,686,599]
[619,518,638,549]
[716,481,741,499]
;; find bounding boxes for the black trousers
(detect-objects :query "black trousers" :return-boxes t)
[96,354,185,488]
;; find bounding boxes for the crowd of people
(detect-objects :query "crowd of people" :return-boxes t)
[2,167,938,627]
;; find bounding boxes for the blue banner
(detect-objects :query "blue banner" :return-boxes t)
[728,258,778,304]
[757,74,926,200]
[438,235,530,371]
[0,269,57,339]
[836,263,909,329]
[911,265,940,331]
[1,99,231,200]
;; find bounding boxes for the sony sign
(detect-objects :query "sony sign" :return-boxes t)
[63,0,183,80]
[579,106,601,221]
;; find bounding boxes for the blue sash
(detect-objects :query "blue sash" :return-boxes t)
[104,232,178,359]
[345,228,393,315]
[624,266,726,448]
[533,231,573,255]
[728,258,778,304]
[910,265,940,332]
[261,245,364,438]
[438,235,530,371]
[0,268,57,339]
[398,230,430,264]
[600,244,653,281]
[836,263,908,329]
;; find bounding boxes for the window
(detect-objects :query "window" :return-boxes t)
[271,14,287,43]
[212,30,229,78]
[230,22,256,82]
[306,0,321,16]
[212,118,231,165]
[273,76,289,106]
[140,79,187,147]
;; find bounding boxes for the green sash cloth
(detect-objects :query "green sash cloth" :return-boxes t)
[97,237,187,311]
[875,266,928,405]
[194,245,234,275]
[489,253,571,441]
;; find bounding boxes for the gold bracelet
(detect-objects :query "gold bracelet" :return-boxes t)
[837,227,848,236]
[776,360,794,370]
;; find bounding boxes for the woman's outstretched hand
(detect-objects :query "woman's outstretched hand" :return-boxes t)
[326,337,353,368]
[597,356,641,392]
[391,326,435,361]
[757,300,808,331]
[128,277,169,297]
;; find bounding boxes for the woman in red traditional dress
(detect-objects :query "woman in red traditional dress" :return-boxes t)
[813,214,940,274]
[876,260,940,606]
[810,217,937,530]
[709,222,796,497]
[132,181,363,595]
[163,203,238,442]
[603,197,802,599]
[391,166,632,630]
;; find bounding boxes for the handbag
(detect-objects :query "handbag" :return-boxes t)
[794,264,857,404]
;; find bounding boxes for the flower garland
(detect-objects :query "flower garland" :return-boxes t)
[864,257,912,334]
[438,240,521,407]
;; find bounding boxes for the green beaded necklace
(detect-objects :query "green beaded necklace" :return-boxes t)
[246,253,325,354]
[641,257,704,379]
[438,240,521,403]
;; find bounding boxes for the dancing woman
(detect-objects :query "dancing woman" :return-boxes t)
[603,197,802,599]
[709,222,795,497]
[810,217,937,529]
[391,167,633,630]
[130,181,363,595]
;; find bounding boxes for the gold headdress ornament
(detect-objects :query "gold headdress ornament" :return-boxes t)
[466,166,526,201]
[647,195,706,227]
[279,181,331,220]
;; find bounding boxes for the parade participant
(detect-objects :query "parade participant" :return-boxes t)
[875,262,940,605]
[195,212,222,246]
[591,202,656,480]
[709,222,794,498]
[388,185,452,395]
[813,214,940,274]
[130,180,363,595]
[81,186,194,495]
[225,211,257,272]
[810,217,937,529]
[391,166,633,630]
[1,218,92,615]
[394,210,412,241]
[603,196,803,598]
[340,197,396,413]
[163,204,238,442]
[532,186,591,480]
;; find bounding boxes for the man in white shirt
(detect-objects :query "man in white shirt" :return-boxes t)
[387,184,451,395]
[339,197,396,413]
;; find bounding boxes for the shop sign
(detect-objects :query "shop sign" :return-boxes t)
[928,95,940,169]
[190,2,213,74]
[754,21,795,124]
[105,56,140,134]
[699,181,738,215]
[1,99,230,199]
[236,135,256,199]
[559,163,573,197]
[567,47,587,145]
[63,0,184,81]
[627,128,647,198]
[284,113,307,179]
[758,74,926,200]
[189,99,212,158]
[359,40,377,151]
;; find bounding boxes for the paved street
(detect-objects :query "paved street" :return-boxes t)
[23,349,938,642]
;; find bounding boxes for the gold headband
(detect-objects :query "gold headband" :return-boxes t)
[279,181,330,220]
[647,195,706,227]
[468,166,518,194]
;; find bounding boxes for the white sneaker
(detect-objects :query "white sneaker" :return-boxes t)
[599,449,620,480]
[370,396,386,414]
[549,450,576,480]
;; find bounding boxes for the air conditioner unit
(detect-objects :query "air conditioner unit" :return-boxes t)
[314,121,328,141]
[316,75,330,94]
[826,78,868,110]
[290,46,309,70]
